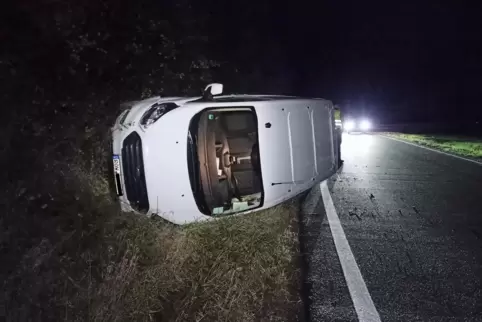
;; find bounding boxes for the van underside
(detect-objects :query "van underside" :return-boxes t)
[187,107,263,216]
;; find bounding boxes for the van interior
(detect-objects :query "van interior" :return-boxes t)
[188,107,263,216]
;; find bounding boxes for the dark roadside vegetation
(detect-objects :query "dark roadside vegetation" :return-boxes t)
[386,133,482,160]
[1,1,302,321]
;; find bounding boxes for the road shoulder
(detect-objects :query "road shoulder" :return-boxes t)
[382,133,482,165]
[299,181,358,322]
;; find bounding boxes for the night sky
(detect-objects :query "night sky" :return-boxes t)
[213,1,482,124]
[2,0,481,125]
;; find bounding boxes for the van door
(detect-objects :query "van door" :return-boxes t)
[311,102,335,180]
[287,106,316,184]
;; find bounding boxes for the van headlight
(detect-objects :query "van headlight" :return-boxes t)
[140,103,177,128]
[119,108,131,125]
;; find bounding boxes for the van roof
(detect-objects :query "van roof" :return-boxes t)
[186,94,327,104]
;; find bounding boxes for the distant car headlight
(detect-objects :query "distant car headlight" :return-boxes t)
[360,119,371,131]
[140,103,177,128]
[344,120,355,131]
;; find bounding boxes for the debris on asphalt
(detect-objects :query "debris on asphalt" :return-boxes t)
[348,209,362,220]
[405,250,413,264]
[369,193,375,199]
[412,206,419,214]
[399,209,403,216]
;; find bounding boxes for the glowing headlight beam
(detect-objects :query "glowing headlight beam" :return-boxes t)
[360,119,371,131]
[344,120,355,131]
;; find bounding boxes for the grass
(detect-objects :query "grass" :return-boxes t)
[1,102,302,321]
[2,164,301,321]
[386,133,482,159]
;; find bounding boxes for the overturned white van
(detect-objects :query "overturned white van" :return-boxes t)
[111,84,338,224]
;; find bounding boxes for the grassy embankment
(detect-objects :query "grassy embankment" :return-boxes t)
[386,133,482,159]
[2,109,302,322]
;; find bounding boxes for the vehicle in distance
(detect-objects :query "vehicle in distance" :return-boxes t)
[343,116,373,133]
[111,83,338,224]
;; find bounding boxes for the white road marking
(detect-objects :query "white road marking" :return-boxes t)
[320,180,382,322]
[383,135,482,166]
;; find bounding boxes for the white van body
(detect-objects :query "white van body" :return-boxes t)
[111,88,337,225]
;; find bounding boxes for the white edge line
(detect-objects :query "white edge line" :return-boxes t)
[381,134,482,166]
[320,180,382,322]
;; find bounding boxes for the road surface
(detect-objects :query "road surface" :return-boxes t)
[301,133,482,322]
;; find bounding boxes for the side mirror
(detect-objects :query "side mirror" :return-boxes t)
[204,83,223,96]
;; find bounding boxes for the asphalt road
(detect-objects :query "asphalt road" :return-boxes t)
[302,133,482,322]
